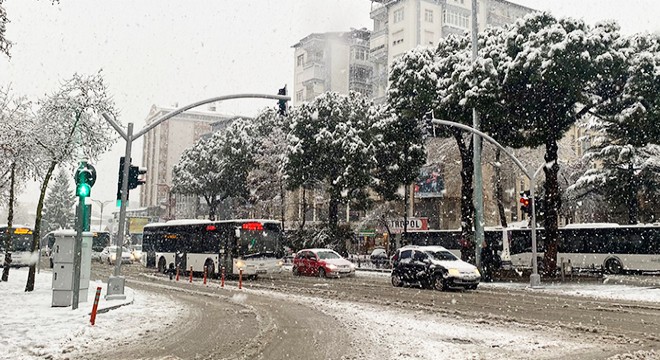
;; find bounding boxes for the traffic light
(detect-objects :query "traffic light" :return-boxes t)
[75,162,96,198]
[128,165,147,190]
[117,157,127,206]
[277,85,287,116]
[519,190,532,216]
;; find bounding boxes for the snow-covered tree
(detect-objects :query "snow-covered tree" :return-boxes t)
[41,169,75,232]
[570,32,660,224]
[172,118,256,220]
[370,103,425,253]
[0,0,10,57]
[465,13,625,274]
[24,72,117,292]
[244,108,288,223]
[285,91,374,246]
[0,88,35,282]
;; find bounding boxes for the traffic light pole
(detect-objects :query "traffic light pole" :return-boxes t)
[101,93,290,298]
[72,163,85,309]
[431,118,542,288]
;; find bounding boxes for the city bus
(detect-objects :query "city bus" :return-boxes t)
[504,224,660,274]
[0,225,35,267]
[143,219,284,278]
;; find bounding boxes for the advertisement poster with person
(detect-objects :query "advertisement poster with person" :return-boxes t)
[414,165,444,198]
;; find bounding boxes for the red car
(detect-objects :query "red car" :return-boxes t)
[292,248,356,278]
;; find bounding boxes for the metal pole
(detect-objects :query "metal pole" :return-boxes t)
[471,0,484,268]
[529,164,544,287]
[106,123,132,300]
[72,176,84,309]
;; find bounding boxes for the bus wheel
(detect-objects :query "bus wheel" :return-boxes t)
[158,258,166,274]
[318,268,326,278]
[205,260,216,279]
[605,258,623,275]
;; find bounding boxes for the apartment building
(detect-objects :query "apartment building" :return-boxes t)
[140,105,233,219]
[369,0,533,101]
[292,28,372,105]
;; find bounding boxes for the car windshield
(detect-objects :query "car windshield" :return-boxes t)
[316,251,341,260]
[425,250,458,261]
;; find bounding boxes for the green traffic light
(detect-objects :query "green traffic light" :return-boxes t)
[77,183,91,197]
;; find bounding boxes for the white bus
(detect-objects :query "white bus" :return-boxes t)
[143,219,284,278]
[0,225,35,267]
[503,224,660,274]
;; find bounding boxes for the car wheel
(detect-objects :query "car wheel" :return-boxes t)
[292,266,300,276]
[158,257,167,274]
[391,273,403,287]
[318,268,326,278]
[605,258,623,274]
[432,276,446,291]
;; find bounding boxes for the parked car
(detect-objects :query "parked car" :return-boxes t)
[370,247,389,268]
[391,245,480,291]
[100,246,133,265]
[293,248,356,278]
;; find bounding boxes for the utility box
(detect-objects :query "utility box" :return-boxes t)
[51,230,92,307]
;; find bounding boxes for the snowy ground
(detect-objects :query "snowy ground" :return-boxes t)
[2,268,659,359]
[0,268,187,360]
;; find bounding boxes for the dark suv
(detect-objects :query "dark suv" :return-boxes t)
[391,245,480,291]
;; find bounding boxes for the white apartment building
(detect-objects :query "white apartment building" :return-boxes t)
[140,105,233,219]
[369,0,533,101]
[292,28,372,105]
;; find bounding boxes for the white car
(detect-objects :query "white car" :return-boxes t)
[130,244,143,264]
[100,246,133,265]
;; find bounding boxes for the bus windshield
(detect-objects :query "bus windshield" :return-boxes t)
[0,227,33,252]
[238,223,281,258]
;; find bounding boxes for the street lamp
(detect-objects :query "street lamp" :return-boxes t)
[91,199,113,231]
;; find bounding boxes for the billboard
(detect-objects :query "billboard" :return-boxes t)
[414,165,444,198]
[128,217,150,234]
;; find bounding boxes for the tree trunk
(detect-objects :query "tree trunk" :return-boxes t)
[299,187,307,231]
[279,181,286,234]
[328,195,339,231]
[627,162,639,225]
[494,149,508,228]
[25,161,57,291]
[204,195,216,221]
[543,139,561,276]
[455,131,475,262]
[2,162,16,282]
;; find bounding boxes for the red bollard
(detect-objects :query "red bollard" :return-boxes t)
[176,266,180,281]
[221,266,225,288]
[239,268,243,289]
[189,266,193,283]
[203,266,208,286]
[90,286,102,326]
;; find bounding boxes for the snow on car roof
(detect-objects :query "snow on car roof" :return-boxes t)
[398,245,450,252]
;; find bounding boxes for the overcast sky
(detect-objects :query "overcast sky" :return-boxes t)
[2,0,659,212]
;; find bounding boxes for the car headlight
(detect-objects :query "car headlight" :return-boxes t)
[349,263,356,270]
[110,255,116,261]
[277,260,283,267]
[326,264,337,270]
[474,268,481,276]
[236,260,245,269]
[448,268,460,276]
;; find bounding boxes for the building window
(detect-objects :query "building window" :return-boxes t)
[443,9,469,29]
[393,38,404,46]
[296,54,304,67]
[351,47,368,61]
[393,8,404,23]
[296,90,304,102]
[425,9,433,22]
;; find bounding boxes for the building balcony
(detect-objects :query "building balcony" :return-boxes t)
[300,63,326,86]
[370,44,388,63]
